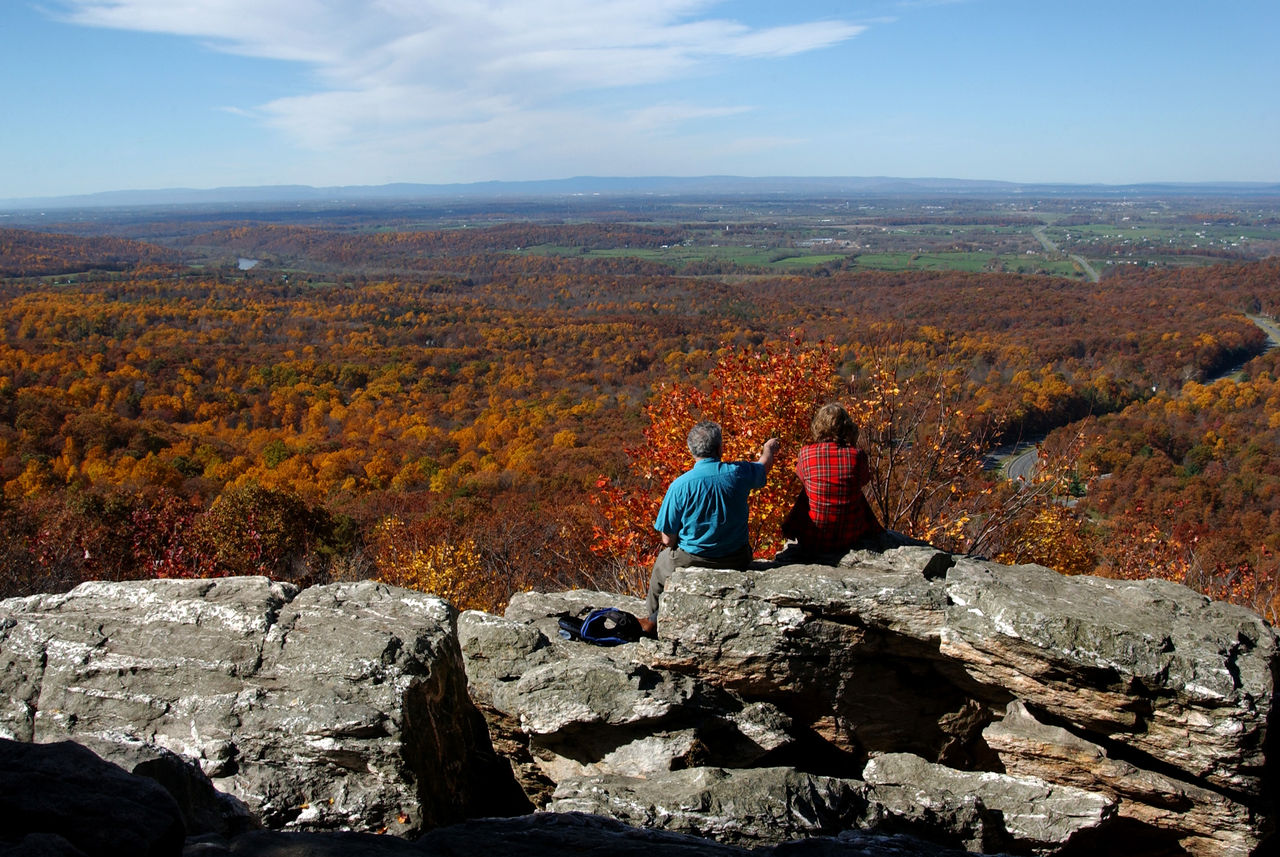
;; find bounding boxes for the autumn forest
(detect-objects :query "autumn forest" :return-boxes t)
[2,195,1279,621]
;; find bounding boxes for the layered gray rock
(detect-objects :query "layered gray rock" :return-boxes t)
[941,560,1274,798]
[678,552,1274,854]
[0,739,988,857]
[862,752,1115,854]
[467,547,1276,855]
[0,577,529,836]
[4,547,1276,856]
[0,738,425,857]
[983,700,1261,857]
[544,755,1111,854]
[650,551,989,766]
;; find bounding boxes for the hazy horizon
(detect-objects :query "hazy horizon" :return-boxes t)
[6,174,1280,213]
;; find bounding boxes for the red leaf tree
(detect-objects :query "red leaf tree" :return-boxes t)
[592,337,841,593]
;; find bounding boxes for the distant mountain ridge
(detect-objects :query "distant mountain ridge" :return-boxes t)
[4,176,1278,211]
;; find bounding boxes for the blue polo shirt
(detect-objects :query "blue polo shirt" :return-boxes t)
[653,458,767,558]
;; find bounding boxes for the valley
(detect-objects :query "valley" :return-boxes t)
[1,189,1278,620]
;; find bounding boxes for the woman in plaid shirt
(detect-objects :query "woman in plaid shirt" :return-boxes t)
[785,403,885,559]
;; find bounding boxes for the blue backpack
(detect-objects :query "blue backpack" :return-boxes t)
[558,607,643,646]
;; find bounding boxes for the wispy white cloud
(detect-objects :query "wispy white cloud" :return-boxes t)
[625,102,754,129]
[47,0,867,180]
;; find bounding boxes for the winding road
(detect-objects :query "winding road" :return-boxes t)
[995,314,1280,482]
[1005,447,1040,483]
[1247,313,1280,350]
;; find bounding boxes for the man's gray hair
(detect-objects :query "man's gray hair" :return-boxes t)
[687,421,722,459]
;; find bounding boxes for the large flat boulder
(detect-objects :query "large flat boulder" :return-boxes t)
[983,700,1262,857]
[545,756,1112,855]
[862,752,1115,855]
[650,549,993,767]
[546,767,869,847]
[0,577,529,835]
[0,741,990,857]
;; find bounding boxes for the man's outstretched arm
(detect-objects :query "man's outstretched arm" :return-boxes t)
[758,437,781,471]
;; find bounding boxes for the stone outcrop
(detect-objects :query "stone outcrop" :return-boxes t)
[462,547,1278,856]
[0,577,529,837]
[461,591,795,797]
[981,700,1261,857]
[2,549,1276,856]
[941,562,1272,797]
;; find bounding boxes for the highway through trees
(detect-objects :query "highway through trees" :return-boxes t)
[1032,225,1100,282]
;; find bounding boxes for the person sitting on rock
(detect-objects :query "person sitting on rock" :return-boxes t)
[779,402,887,563]
[639,421,780,635]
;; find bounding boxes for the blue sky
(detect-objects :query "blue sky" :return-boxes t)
[2,0,1277,198]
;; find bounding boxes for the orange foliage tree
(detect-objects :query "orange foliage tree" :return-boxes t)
[986,455,1098,575]
[972,424,1099,572]
[844,337,996,546]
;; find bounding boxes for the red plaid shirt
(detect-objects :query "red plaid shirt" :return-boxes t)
[793,442,882,552]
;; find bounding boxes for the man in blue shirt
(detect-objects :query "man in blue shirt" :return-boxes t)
[640,421,780,634]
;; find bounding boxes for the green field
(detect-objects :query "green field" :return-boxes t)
[514,243,1095,278]
[849,251,989,272]
[515,244,853,270]
[846,251,1083,276]
[1047,222,1260,255]
[996,256,1083,277]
